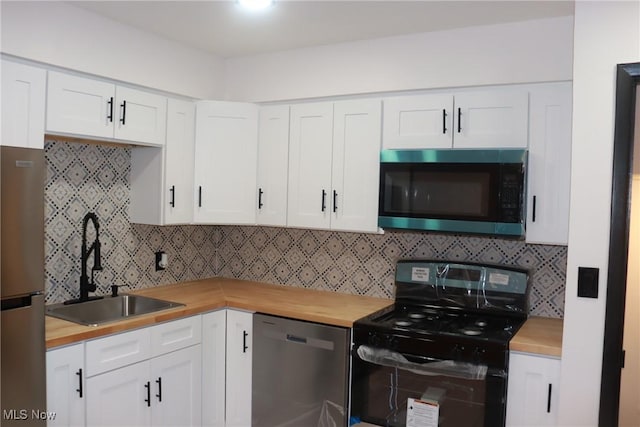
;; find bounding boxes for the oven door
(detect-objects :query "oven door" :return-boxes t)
[350,345,507,427]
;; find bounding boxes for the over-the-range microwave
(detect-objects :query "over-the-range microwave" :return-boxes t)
[378,148,527,238]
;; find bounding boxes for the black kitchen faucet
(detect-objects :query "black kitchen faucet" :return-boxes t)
[65,212,104,304]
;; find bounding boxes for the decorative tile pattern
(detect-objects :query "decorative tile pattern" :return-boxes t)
[44,139,566,318]
[44,140,216,303]
[217,226,567,318]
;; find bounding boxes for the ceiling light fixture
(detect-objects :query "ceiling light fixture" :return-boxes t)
[237,0,274,12]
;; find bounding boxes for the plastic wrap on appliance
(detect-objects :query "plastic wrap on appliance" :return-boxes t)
[356,345,488,380]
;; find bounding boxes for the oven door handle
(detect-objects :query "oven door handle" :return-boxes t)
[356,345,499,380]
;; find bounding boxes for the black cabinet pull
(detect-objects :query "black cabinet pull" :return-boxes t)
[107,97,114,123]
[321,190,327,212]
[547,383,553,413]
[198,186,202,208]
[442,109,447,134]
[144,381,151,407]
[457,107,462,133]
[169,185,175,208]
[120,100,127,125]
[243,330,248,353]
[76,368,83,398]
[155,377,162,402]
[333,190,338,212]
[258,188,264,209]
[532,195,537,222]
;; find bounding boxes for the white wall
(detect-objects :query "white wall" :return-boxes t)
[0,1,224,99]
[223,16,574,102]
[559,2,640,425]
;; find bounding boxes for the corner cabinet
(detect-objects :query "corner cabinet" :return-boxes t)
[287,99,382,233]
[525,83,572,245]
[130,98,195,225]
[46,71,167,146]
[1,59,46,149]
[382,89,528,149]
[225,310,253,427]
[193,101,259,224]
[506,352,561,427]
[46,343,85,427]
[256,105,290,227]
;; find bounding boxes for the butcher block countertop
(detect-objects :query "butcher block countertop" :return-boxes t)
[45,277,393,349]
[510,316,563,357]
[46,278,564,357]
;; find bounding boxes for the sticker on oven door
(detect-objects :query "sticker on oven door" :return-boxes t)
[489,272,510,286]
[411,267,430,283]
[406,397,439,427]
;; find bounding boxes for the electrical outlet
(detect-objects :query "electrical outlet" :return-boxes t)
[155,251,168,271]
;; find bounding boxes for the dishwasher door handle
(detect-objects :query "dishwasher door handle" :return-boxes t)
[286,334,307,344]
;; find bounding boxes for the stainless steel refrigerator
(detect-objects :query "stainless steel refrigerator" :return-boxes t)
[0,146,46,426]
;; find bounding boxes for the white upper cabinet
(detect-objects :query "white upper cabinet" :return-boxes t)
[383,88,528,149]
[331,99,382,233]
[382,94,453,149]
[47,71,166,146]
[453,91,529,149]
[256,105,290,227]
[287,102,334,229]
[193,101,258,224]
[525,83,572,245]
[1,59,46,148]
[131,98,196,226]
[288,100,382,233]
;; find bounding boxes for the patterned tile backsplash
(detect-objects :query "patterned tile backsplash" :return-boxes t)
[44,139,567,318]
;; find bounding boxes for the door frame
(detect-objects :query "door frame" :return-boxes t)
[600,62,640,427]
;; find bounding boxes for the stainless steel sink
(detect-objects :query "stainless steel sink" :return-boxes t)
[46,294,184,326]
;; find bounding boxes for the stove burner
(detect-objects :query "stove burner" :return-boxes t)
[395,320,412,327]
[461,328,483,336]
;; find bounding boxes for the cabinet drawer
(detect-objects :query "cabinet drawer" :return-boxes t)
[151,315,201,357]
[85,328,151,377]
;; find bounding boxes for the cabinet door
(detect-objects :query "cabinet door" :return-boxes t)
[201,311,226,427]
[287,102,334,229]
[85,361,152,427]
[1,60,46,149]
[331,99,382,233]
[194,101,258,224]
[46,344,85,427]
[114,86,167,146]
[164,99,195,224]
[256,105,290,227]
[46,71,115,139]
[506,352,560,427]
[382,94,453,149]
[150,345,202,427]
[453,90,529,149]
[525,83,572,245]
[225,310,253,427]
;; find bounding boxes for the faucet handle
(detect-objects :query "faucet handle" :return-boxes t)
[110,284,130,297]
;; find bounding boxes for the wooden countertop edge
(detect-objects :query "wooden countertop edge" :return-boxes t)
[509,316,563,357]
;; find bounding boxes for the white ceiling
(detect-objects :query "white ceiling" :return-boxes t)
[70,0,574,59]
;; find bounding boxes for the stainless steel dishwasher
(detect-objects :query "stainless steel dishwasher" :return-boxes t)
[252,313,350,427]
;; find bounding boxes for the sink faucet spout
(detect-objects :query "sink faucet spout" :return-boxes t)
[79,212,103,303]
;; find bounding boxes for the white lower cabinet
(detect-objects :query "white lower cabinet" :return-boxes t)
[47,316,202,427]
[225,309,253,427]
[46,343,85,427]
[202,310,227,427]
[506,352,561,427]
